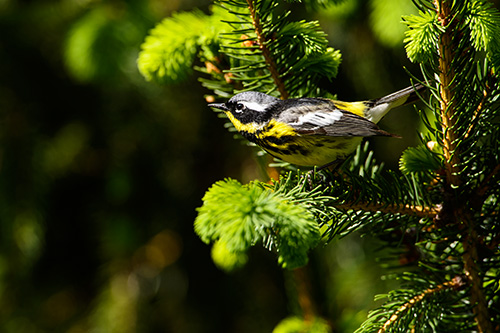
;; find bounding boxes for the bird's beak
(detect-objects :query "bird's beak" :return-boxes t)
[208,103,228,111]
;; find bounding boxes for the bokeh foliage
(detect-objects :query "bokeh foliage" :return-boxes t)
[4,0,497,332]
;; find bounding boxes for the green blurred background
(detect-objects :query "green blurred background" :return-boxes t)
[0,0,423,332]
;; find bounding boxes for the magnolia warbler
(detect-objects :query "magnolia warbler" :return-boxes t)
[209,84,424,168]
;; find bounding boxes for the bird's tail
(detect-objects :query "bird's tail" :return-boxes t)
[365,83,425,123]
[375,83,425,107]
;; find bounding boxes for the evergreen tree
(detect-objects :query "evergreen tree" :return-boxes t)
[139,0,500,331]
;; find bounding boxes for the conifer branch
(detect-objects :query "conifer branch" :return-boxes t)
[461,222,493,333]
[377,275,466,333]
[334,201,439,220]
[435,0,461,188]
[463,84,489,141]
[247,0,289,99]
[435,1,493,332]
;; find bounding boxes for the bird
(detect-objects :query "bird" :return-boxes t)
[209,84,424,169]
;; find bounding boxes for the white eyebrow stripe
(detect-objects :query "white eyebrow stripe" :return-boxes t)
[290,110,343,127]
[240,101,268,112]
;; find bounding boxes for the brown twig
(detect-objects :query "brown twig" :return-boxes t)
[463,87,488,141]
[434,1,493,331]
[333,201,440,220]
[246,0,288,99]
[435,0,461,188]
[378,276,466,333]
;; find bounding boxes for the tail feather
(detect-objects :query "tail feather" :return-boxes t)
[365,83,425,123]
[374,83,426,107]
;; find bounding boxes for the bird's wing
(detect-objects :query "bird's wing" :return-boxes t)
[278,99,395,137]
[306,110,396,137]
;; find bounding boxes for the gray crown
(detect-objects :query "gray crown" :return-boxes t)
[228,91,280,105]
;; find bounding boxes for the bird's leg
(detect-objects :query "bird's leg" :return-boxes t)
[305,159,344,189]
[306,167,319,190]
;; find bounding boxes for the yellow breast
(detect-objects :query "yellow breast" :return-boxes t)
[225,111,262,133]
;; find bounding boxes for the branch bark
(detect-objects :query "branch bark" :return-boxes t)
[334,201,440,220]
[378,276,466,333]
[435,1,493,331]
[247,0,289,99]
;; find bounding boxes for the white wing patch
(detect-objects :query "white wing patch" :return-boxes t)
[290,110,343,127]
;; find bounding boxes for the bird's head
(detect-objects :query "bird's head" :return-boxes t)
[209,91,280,124]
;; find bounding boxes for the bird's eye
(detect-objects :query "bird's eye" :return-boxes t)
[235,103,245,112]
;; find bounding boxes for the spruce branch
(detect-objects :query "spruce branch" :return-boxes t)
[138,0,500,330]
[246,0,288,98]
[461,221,493,333]
[377,275,467,333]
[434,1,494,331]
[466,0,500,70]
[435,0,461,188]
[195,178,322,269]
[315,143,441,242]
[333,201,439,220]
[137,8,231,84]
[463,80,490,141]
